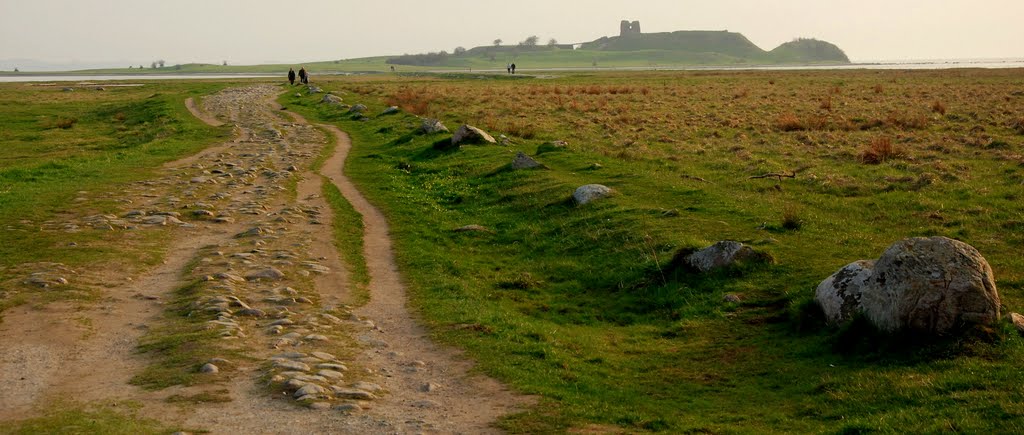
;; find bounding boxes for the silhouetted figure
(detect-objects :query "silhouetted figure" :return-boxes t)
[506,64,511,74]
[390,65,395,72]
[287,68,296,85]
[511,63,517,74]
[298,67,308,84]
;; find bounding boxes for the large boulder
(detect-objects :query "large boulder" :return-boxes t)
[572,184,612,205]
[452,125,496,146]
[860,237,1000,334]
[419,118,449,134]
[816,260,875,324]
[684,241,762,273]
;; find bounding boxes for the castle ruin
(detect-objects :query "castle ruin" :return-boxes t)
[619,20,642,36]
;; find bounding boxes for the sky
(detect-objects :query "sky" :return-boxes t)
[1,0,1022,70]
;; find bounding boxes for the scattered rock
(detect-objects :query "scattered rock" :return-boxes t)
[419,118,449,134]
[572,184,612,205]
[309,402,332,410]
[274,360,311,372]
[451,124,496,145]
[723,293,742,303]
[321,94,343,105]
[511,152,545,170]
[348,104,367,113]
[294,383,327,398]
[815,260,875,324]
[412,399,441,409]
[200,363,219,374]
[681,241,769,273]
[1011,313,1024,336]
[381,106,400,115]
[537,140,569,155]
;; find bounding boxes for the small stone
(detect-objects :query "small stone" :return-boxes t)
[381,106,400,115]
[274,360,311,372]
[311,351,336,361]
[723,294,742,303]
[572,184,613,205]
[351,382,382,392]
[411,399,441,409]
[421,382,441,392]
[200,363,219,374]
[318,370,344,380]
[309,402,332,410]
[1011,313,1024,336]
[294,383,327,398]
[511,152,544,170]
[318,363,348,371]
[245,267,285,281]
[419,118,449,134]
[334,403,362,413]
[331,387,376,400]
[451,124,496,145]
[304,334,329,341]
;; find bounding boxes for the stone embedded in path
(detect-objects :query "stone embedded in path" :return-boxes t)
[274,360,311,372]
[412,399,442,409]
[452,124,496,146]
[311,351,336,361]
[419,118,449,134]
[200,363,220,374]
[334,403,362,413]
[351,382,382,392]
[25,273,69,288]
[294,383,327,398]
[318,370,344,380]
[331,387,376,400]
[245,267,285,281]
[572,184,612,205]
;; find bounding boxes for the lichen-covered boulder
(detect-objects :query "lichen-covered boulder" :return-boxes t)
[815,260,875,324]
[572,184,612,205]
[860,237,1000,334]
[452,124,496,145]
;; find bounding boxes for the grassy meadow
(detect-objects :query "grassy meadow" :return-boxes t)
[283,69,1024,433]
[0,80,235,313]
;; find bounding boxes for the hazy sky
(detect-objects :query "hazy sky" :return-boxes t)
[1,0,1022,68]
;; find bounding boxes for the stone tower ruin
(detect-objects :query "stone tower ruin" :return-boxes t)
[619,20,642,36]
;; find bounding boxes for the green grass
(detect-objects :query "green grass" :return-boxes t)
[322,179,370,304]
[0,80,234,313]
[0,402,180,435]
[282,70,1024,432]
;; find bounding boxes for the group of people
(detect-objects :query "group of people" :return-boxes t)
[506,63,517,74]
[287,67,308,85]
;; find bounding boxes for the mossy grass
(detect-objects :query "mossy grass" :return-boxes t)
[284,70,1024,432]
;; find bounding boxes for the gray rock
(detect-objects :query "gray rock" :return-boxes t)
[274,360,311,372]
[311,351,336,361]
[25,274,69,288]
[334,403,362,413]
[419,118,449,134]
[317,370,344,380]
[860,237,1000,334]
[351,382,382,392]
[294,383,327,398]
[572,184,612,205]
[192,210,215,217]
[723,293,743,303]
[348,104,367,113]
[321,94,343,105]
[237,308,266,317]
[816,260,875,324]
[684,241,761,273]
[331,387,376,400]
[381,106,400,115]
[452,124,496,145]
[318,363,348,371]
[412,399,441,408]
[245,267,285,281]
[200,363,219,373]
[511,152,544,170]
[1011,313,1024,336]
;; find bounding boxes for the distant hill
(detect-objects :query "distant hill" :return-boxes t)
[387,23,850,68]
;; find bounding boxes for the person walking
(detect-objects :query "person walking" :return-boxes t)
[511,63,517,74]
[506,63,511,74]
[287,68,296,85]
[298,67,308,84]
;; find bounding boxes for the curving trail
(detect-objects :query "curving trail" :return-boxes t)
[0,85,530,434]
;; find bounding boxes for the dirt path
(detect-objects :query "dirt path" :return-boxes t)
[0,85,529,433]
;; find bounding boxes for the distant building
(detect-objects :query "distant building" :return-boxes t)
[620,20,642,37]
